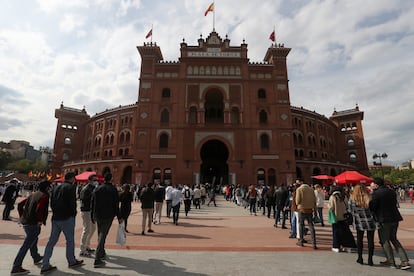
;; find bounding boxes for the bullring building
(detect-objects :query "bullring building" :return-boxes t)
[50,31,369,186]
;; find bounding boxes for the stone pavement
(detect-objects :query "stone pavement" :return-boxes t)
[1,196,413,275]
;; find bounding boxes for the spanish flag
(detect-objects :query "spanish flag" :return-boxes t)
[204,3,214,16]
[269,31,275,42]
[145,29,152,39]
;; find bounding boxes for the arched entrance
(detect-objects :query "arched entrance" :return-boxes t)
[121,166,132,184]
[200,139,229,186]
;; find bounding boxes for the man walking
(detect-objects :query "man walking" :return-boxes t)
[370,177,411,270]
[182,184,193,216]
[2,179,18,220]
[165,183,173,218]
[11,181,50,275]
[295,179,317,249]
[140,182,155,235]
[153,183,165,224]
[79,174,97,257]
[171,184,182,225]
[91,172,122,268]
[41,172,83,274]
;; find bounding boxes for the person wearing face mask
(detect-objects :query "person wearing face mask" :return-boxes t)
[79,174,98,257]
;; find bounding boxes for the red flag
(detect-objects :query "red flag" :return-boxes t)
[204,3,214,16]
[145,29,152,39]
[269,31,275,42]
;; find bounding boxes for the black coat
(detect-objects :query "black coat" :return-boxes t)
[369,185,402,223]
[1,184,17,203]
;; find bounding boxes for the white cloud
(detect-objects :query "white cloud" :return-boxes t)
[59,14,85,33]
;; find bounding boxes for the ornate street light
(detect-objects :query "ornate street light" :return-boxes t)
[373,153,388,180]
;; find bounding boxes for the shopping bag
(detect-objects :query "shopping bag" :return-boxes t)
[116,221,126,246]
[327,209,337,224]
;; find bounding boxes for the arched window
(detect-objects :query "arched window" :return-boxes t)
[204,90,224,123]
[159,133,169,149]
[125,132,131,143]
[161,109,169,124]
[293,133,298,145]
[162,88,170,98]
[257,168,266,185]
[259,110,267,124]
[119,149,123,156]
[125,148,129,156]
[260,133,269,150]
[119,132,125,144]
[347,136,355,147]
[231,107,240,124]
[62,152,69,161]
[110,134,114,145]
[64,137,71,145]
[189,107,197,124]
[258,89,266,99]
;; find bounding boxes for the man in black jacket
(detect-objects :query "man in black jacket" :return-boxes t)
[2,179,18,220]
[91,173,122,268]
[41,172,84,274]
[370,177,411,270]
[140,182,155,235]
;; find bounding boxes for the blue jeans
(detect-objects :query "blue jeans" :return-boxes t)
[249,198,256,214]
[275,205,287,227]
[290,211,297,236]
[41,217,76,269]
[298,212,316,245]
[379,222,409,263]
[172,203,181,224]
[12,224,42,269]
[317,207,324,225]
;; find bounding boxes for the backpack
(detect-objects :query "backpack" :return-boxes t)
[184,188,191,199]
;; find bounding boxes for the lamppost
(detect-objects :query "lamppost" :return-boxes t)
[373,153,388,180]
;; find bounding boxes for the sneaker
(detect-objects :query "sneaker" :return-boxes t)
[313,245,318,250]
[400,262,411,270]
[148,229,154,233]
[380,260,397,268]
[332,248,340,253]
[296,241,304,247]
[94,260,106,268]
[80,251,92,257]
[86,248,95,253]
[68,259,84,268]
[40,265,57,274]
[34,256,43,265]
[141,231,145,235]
[10,267,30,275]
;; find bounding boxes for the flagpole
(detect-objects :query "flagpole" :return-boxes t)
[151,24,153,44]
[213,0,215,31]
[273,25,276,46]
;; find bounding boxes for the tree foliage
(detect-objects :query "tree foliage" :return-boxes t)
[370,168,414,186]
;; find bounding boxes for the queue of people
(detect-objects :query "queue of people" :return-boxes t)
[3,174,412,274]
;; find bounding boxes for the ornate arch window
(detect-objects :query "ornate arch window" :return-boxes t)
[258,89,266,99]
[231,107,240,125]
[159,133,169,149]
[259,110,268,124]
[161,109,169,124]
[260,133,269,150]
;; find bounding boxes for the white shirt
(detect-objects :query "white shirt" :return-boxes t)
[171,188,182,206]
[165,185,173,200]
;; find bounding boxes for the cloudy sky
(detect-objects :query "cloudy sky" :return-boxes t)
[0,0,413,165]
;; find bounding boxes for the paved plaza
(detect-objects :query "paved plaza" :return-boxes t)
[1,197,413,275]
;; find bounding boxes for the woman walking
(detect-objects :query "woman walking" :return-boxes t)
[349,184,378,266]
[328,186,356,252]
[119,184,133,232]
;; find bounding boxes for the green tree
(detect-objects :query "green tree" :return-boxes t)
[7,159,32,173]
[0,151,12,170]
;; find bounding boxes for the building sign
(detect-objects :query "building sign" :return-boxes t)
[187,52,241,58]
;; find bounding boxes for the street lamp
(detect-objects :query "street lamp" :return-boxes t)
[373,153,388,180]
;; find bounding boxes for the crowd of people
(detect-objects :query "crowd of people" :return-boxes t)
[1,174,412,274]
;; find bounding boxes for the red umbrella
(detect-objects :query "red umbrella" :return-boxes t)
[52,176,64,183]
[334,171,373,185]
[75,171,104,183]
[312,175,335,180]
